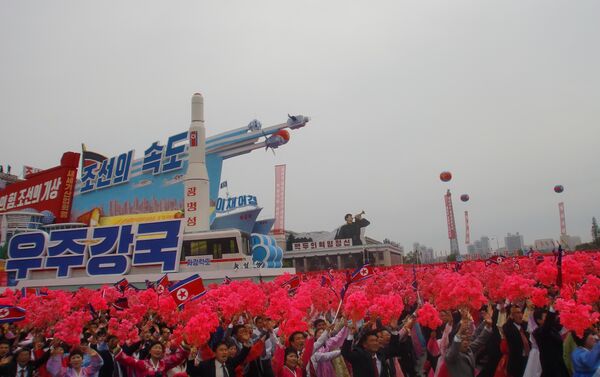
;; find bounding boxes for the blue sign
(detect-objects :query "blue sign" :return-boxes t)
[215,195,258,212]
[6,219,184,279]
[81,151,135,193]
[71,131,224,226]
[80,132,188,195]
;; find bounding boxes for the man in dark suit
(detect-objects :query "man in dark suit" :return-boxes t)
[0,347,50,377]
[445,309,493,377]
[474,305,502,377]
[187,340,250,377]
[342,328,392,377]
[533,310,570,377]
[97,335,126,377]
[502,305,530,377]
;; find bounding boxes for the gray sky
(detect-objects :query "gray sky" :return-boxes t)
[1,0,599,253]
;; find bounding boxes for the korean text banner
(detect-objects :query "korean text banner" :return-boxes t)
[0,152,79,223]
[5,219,184,280]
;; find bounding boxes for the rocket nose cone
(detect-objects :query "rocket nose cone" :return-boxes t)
[191,93,204,122]
[192,92,204,103]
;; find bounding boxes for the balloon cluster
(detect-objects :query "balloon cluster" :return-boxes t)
[1,251,598,342]
[439,171,470,203]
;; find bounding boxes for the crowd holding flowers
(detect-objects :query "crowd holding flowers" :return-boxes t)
[0,250,598,377]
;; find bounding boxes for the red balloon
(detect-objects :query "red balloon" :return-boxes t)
[554,185,564,193]
[460,194,469,202]
[440,171,452,182]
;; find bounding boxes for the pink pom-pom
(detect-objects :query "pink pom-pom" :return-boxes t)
[500,275,535,303]
[184,305,220,347]
[535,260,557,286]
[54,310,92,345]
[368,295,404,325]
[279,308,308,338]
[562,256,586,286]
[531,287,549,307]
[436,274,486,310]
[108,317,139,345]
[554,298,600,337]
[577,275,600,305]
[265,288,292,322]
[344,291,369,321]
[416,303,442,329]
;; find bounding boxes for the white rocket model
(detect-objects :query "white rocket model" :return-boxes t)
[184,93,210,233]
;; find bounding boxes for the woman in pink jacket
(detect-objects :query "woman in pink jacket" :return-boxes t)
[309,325,349,377]
[46,346,104,377]
[115,341,189,377]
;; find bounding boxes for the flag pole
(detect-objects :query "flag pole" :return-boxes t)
[333,295,344,320]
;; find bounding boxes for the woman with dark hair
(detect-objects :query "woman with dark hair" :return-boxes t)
[46,346,104,377]
[277,348,303,377]
[114,340,189,377]
[571,329,600,377]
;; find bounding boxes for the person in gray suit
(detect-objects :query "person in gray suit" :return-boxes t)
[445,307,493,377]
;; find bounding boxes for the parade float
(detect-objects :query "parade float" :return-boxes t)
[0,93,310,289]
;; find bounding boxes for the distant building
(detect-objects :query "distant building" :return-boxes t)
[284,230,403,272]
[467,244,476,254]
[481,236,491,253]
[468,236,492,256]
[505,232,525,253]
[560,234,582,250]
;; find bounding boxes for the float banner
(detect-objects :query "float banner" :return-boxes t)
[5,219,184,280]
[292,238,352,251]
[215,195,257,212]
[0,152,80,223]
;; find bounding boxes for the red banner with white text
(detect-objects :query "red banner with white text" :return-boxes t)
[0,152,80,223]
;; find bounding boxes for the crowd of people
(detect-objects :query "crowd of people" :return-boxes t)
[0,250,597,377]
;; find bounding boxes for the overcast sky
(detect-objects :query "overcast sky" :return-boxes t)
[1,1,599,253]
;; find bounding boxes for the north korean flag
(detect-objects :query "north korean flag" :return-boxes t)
[347,263,375,285]
[169,274,206,308]
[281,275,301,293]
[0,306,26,324]
[190,131,198,147]
[485,255,506,267]
[112,297,129,311]
[155,274,170,295]
[114,278,130,293]
[327,269,335,281]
